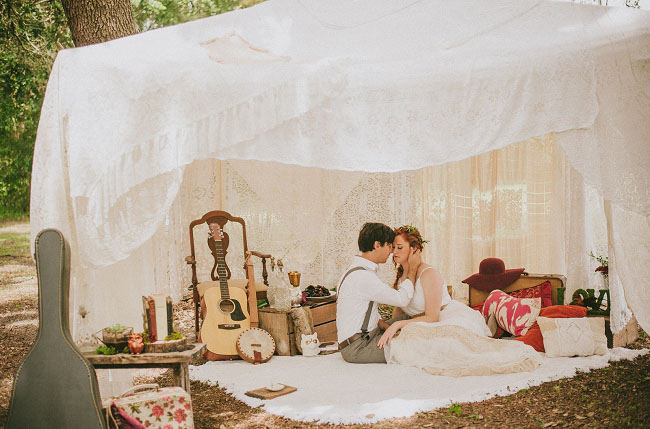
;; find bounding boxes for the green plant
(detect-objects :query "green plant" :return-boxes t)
[257,299,268,309]
[589,251,608,267]
[105,323,129,333]
[96,345,117,355]
[448,403,462,416]
[164,331,183,341]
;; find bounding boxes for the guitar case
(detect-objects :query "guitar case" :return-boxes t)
[7,229,105,428]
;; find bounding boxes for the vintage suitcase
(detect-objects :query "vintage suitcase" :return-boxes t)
[107,384,194,429]
[468,273,566,307]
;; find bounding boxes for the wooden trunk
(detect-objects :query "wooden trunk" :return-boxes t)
[258,301,337,356]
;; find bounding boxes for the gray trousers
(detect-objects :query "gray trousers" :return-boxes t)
[340,314,410,364]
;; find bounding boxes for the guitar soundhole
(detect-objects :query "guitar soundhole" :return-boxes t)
[219,299,235,314]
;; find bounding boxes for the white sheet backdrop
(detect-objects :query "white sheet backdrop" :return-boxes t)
[29,0,650,341]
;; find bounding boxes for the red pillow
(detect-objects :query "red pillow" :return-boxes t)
[471,302,484,312]
[514,305,588,352]
[509,281,553,307]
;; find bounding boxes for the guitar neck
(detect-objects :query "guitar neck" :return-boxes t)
[214,239,230,299]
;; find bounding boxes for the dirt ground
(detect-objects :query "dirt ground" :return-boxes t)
[1,222,649,428]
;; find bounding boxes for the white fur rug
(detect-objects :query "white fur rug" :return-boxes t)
[190,348,648,425]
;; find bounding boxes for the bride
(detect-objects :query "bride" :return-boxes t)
[378,225,541,376]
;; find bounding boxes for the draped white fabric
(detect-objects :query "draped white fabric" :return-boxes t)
[29,0,650,340]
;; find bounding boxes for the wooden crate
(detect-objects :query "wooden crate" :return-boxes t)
[258,300,337,356]
[310,300,337,343]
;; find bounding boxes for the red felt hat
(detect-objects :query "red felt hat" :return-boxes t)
[462,258,525,292]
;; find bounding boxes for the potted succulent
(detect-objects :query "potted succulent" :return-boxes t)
[100,323,133,351]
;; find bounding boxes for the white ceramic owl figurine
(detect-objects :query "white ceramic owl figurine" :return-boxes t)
[300,333,320,357]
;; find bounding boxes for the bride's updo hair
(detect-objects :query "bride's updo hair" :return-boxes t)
[392,225,427,289]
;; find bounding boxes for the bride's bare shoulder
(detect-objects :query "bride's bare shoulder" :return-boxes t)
[419,265,443,283]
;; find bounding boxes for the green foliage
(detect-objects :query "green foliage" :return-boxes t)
[131,0,262,31]
[589,251,608,267]
[0,1,73,217]
[0,231,30,258]
[448,403,462,416]
[105,323,130,333]
[164,331,184,340]
[96,345,118,355]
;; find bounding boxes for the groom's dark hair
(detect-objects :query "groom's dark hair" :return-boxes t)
[358,222,395,252]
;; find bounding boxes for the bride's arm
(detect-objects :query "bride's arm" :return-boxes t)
[377,269,443,348]
[416,269,443,323]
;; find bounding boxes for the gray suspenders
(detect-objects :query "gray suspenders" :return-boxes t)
[338,266,374,335]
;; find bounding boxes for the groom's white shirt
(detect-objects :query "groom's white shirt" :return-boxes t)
[336,256,414,343]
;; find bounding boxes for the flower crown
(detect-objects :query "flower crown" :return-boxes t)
[396,225,429,244]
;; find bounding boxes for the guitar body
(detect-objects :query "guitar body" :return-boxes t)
[201,286,250,357]
[199,222,251,359]
[7,229,105,428]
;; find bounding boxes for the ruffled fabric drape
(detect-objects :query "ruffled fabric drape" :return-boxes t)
[29,0,650,340]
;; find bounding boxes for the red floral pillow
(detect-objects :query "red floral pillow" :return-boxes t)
[514,305,588,352]
[509,281,553,307]
[482,290,541,336]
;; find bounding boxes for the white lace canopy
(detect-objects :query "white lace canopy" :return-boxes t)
[30,0,650,341]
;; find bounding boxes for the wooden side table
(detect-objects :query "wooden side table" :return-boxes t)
[83,343,205,394]
[587,314,639,348]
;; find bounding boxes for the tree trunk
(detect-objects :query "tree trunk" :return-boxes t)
[61,0,138,47]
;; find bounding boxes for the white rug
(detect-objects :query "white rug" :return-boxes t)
[190,348,648,425]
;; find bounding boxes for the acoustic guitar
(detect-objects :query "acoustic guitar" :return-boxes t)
[7,229,105,428]
[200,223,250,359]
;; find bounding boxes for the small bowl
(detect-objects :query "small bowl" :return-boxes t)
[266,383,284,392]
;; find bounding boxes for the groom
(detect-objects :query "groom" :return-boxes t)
[336,222,420,363]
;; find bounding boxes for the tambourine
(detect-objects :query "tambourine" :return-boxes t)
[236,327,276,364]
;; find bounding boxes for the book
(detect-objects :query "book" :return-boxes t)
[146,296,157,342]
[152,294,168,341]
[166,296,174,337]
[143,295,174,342]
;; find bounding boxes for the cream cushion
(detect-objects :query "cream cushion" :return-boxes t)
[537,316,607,357]
[197,279,268,297]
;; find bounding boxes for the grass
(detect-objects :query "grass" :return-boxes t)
[0,211,28,225]
[0,231,30,259]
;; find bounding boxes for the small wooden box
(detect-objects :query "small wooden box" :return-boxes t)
[258,300,337,356]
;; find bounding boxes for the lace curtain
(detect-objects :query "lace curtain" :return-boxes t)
[147,135,614,318]
[65,134,628,343]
